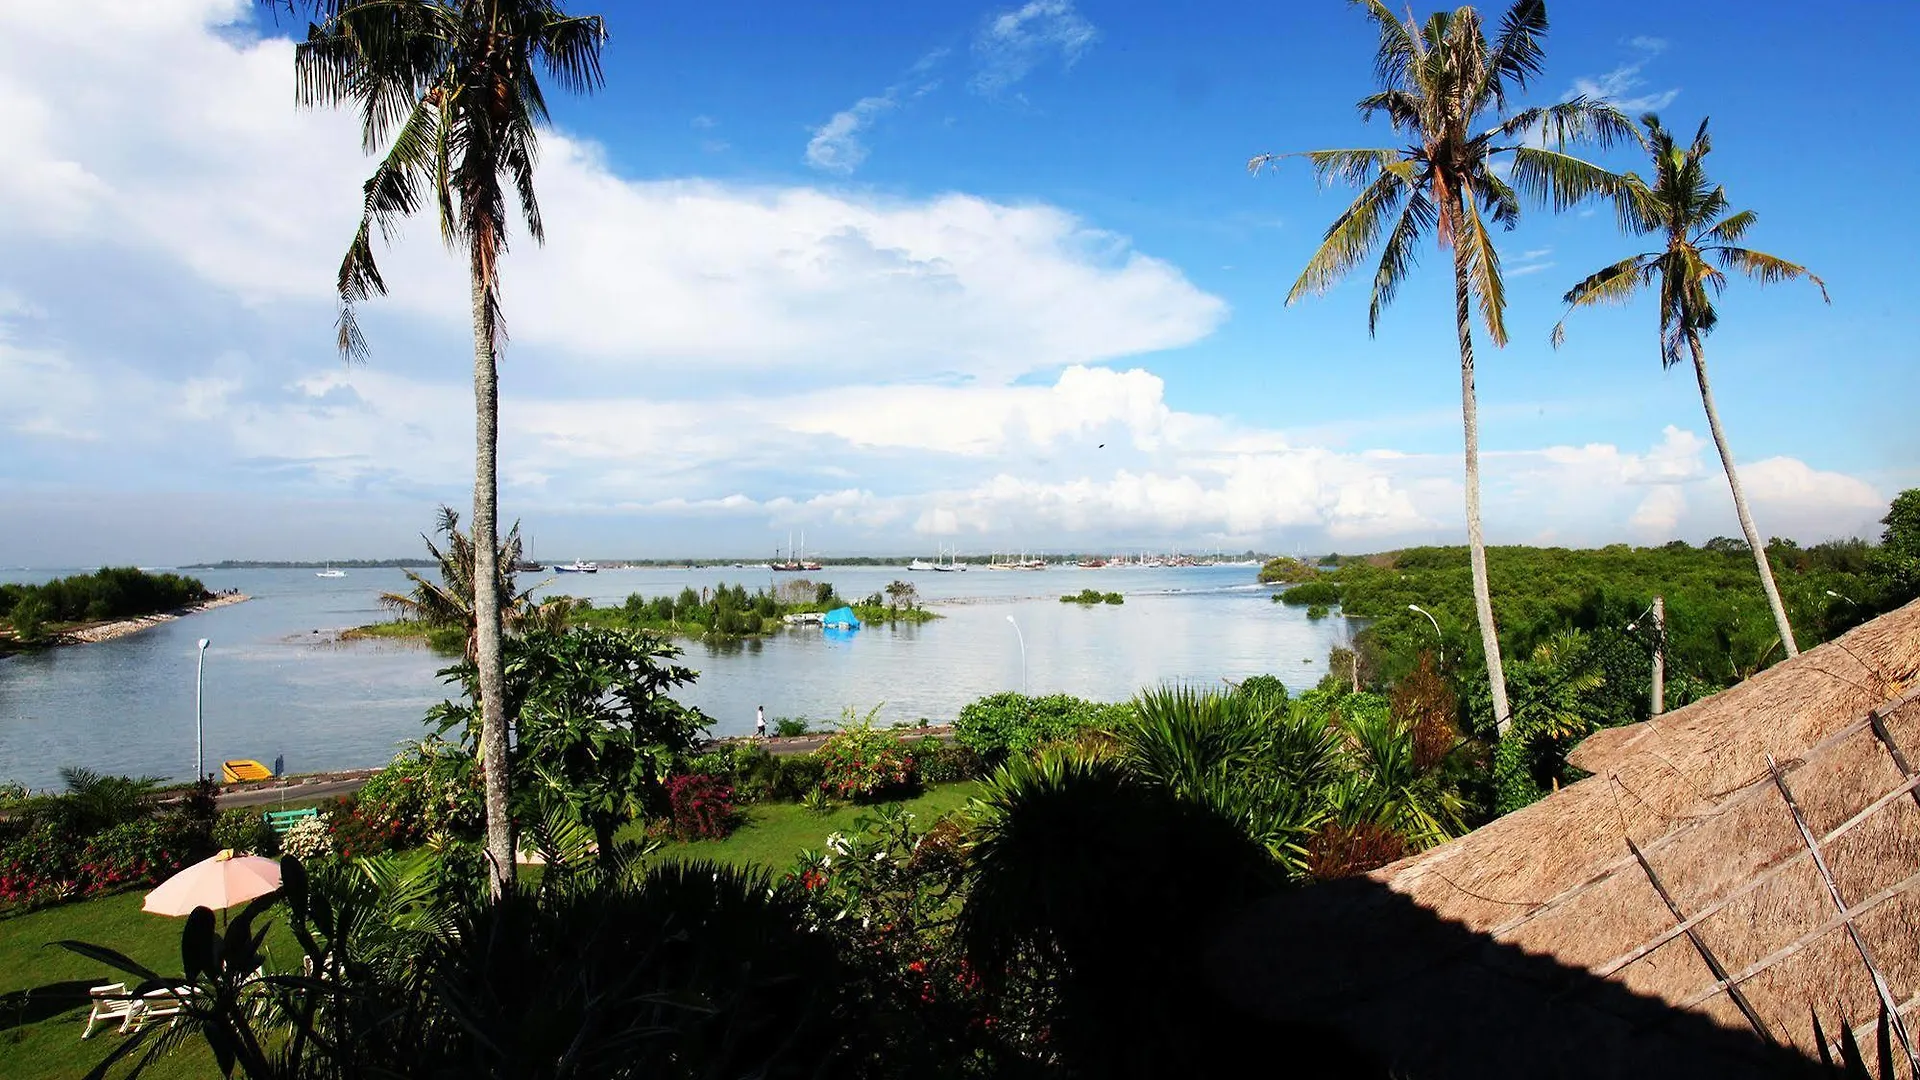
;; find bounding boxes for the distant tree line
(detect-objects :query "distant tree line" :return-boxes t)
[0,567,209,644]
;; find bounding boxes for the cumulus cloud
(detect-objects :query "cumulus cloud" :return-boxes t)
[971,0,1098,97]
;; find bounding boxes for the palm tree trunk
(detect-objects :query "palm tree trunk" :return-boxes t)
[1688,334,1798,658]
[1452,241,1513,735]
[470,266,515,898]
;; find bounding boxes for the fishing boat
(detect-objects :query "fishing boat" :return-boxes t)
[554,560,599,574]
[314,566,346,579]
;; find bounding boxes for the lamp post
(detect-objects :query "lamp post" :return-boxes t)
[1826,589,1858,606]
[1407,604,1442,666]
[1005,614,1026,694]
[195,638,210,781]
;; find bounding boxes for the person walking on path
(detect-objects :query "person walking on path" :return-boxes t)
[756,705,766,740]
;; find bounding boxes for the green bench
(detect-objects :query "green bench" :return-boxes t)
[262,807,320,835]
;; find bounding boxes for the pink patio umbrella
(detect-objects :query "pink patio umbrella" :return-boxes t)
[143,850,282,916]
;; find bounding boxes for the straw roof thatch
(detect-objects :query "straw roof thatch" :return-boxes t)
[1210,598,1920,1078]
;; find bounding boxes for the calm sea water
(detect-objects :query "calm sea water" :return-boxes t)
[0,565,1347,788]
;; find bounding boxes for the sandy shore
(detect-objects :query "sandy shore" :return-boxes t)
[63,592,250,644]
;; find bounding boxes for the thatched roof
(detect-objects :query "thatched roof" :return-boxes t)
[1210,598,1920,1078]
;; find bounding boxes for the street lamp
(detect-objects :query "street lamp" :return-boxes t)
[195,638,210,781]
[1005,614,1027,694]
[1407,604,1442,665]
[1826,589,1858,606]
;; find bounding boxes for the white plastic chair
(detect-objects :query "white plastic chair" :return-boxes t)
[81,983,136,1039]
[122,987,188,1035]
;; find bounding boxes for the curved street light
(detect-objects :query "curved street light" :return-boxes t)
[1826,589,1858,606]
[195,638,210,781]
[1407,604,1442,665]
[1005,614,1027,695]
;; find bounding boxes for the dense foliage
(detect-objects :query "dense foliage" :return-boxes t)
[815,723,920,801]
[1060,588,1124,605]
[0,567,208,637]
[1322,528,1912,741]
[1274,580,1341,606]
[952,692,1135,763]
[0,769,214,909]
[663,773,740,840]
[431,627,711,865]
[1257,556,1322,584]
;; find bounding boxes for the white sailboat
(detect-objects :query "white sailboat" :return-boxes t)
[315,566,346,579]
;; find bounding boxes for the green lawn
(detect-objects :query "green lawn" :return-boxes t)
[0,891,300,1080]
[1,783,980,1079]
[638,781,981,871]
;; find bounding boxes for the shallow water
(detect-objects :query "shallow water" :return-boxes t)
[0,564,1347,788]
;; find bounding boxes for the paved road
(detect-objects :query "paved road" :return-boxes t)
[217,776,373,809]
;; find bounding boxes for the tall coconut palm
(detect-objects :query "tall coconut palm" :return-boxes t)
[278,0,609,896]
[1251,0,1631,735]
[1551,115,1826,658]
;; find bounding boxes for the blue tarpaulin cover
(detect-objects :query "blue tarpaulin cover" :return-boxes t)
[822,606,861,629]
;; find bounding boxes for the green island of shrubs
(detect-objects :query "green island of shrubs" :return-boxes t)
[1060,588,1124,605]
[0,567,211,649]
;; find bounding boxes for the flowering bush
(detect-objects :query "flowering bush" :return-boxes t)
[323,796,410,860]
[354,738,484,844]
[0,817,207,908]
[914,740,981,784]
[664,774,739,841]
[281,816,333,861]
[815,724,917,802]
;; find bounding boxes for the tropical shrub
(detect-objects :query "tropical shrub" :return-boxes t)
[801,788,834,816]
[816,724,918,801]
[952,692,1134,762]
[915,740,982,783]
[0,825,80,907]
[79,818,208,893]
[772,716,812,737]
[355,738,485,843]
[282,816,334,861]
[1060,588,1123,605]
[213,808,279,856]
[664,774,739,841]
[1257,557,1320,584]
[323,796,407,860]
[772,754,829,801]
[1276,580,1341,606]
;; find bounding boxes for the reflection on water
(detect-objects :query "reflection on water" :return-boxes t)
[0,565,1346,787]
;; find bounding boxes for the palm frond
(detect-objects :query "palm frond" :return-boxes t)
[1695,209,1756,247]
[1287,169,1410,305]
[1353,0,1419,89]
[538,14,610,96]
[1369,190,1437,334]
[1494,95,1636,150]
[1356,89,1422,130]
[1486,0,1548,96]
[1548,255,1656,348]
[1711,247,1830,302]
[1458,195,1508,347]
[1508,145,1626,214]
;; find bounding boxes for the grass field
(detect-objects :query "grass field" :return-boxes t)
[0,782,980,1079]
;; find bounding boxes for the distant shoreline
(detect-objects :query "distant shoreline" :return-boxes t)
[181,560,434,570]
[61,593,250,645]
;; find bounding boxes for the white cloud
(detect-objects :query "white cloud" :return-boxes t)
[1570,37,1679,112]
[804,93,896,174]
[803,48,948,175]
[971,0,1098,97]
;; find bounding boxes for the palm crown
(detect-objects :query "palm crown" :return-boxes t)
[1254,0,1633,343]
[279,0,608,358]
[1550,113,1829,362]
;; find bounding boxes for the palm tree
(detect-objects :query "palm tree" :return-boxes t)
[1551,114,1827,658]
[379,506,540,658]
[280,0,609,896]
[1251,0,1632,735]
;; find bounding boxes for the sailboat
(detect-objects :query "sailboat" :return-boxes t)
[315,566,346,579]
[772,531,818,572]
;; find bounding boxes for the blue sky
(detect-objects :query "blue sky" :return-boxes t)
[0,0,1912,564]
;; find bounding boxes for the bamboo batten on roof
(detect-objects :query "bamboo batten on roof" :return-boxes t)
[1211,598,1920,1078]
